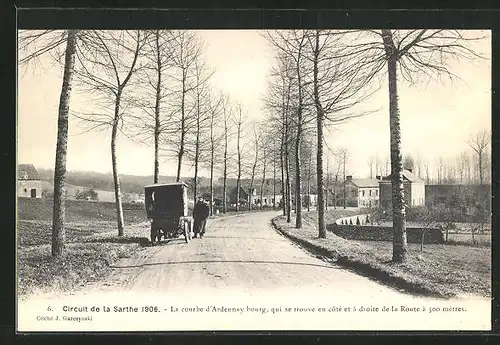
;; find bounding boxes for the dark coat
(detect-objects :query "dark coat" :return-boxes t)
[193,201,209,221]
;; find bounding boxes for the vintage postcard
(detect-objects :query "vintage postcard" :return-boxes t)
[16,27,492,331]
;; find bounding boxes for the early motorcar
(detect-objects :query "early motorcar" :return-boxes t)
[144,182,193,244]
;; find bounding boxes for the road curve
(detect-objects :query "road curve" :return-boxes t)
[18,211,491,331]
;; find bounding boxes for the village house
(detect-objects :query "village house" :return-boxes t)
[17,164,42,198]
[342,176,381,208]
[378,169,425,209]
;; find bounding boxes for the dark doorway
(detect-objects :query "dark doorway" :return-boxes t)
[30,189,37,198]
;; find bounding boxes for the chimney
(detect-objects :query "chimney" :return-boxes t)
[346,175,352,181]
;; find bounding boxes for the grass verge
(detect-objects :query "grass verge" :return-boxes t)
[17,221,150,299]
[271,211,490,299]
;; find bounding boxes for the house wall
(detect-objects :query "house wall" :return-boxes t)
[18,180,42,198]
[254,194,283,207]
[410,182,425,206]
[357,187,379,208]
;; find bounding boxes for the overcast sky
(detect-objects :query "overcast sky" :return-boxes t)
[17,30,491,179]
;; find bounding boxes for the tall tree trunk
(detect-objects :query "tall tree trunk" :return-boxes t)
[112,90,125,237]
[153,31,161,184]
[51,29,77,257]
[343,152,346,209]
[223,115,228,213]
[479,152,483,185]
[210,155,214,215]
[325,155,329,211]
[382,29,408,263]
[209,114,215,216]
[260,149,267,210]
[295,127,302,228]
[236,121,242,212]
[194,109,200,202]
[249,146,258,211]
[280,140,286,216]
[273,147,277,210]
[177,70,187,182]
[285,142,291,223]
[313,30,325,237]
[249,176,255,211]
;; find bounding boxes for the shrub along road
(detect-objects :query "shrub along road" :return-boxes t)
[18,211,490,331]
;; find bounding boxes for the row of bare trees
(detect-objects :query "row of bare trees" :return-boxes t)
[262,29,485,263]
[365,129,491,186]
[19,29,485,264]
[19,29,274,257]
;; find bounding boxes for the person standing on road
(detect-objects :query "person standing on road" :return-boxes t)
[193,197,210,238]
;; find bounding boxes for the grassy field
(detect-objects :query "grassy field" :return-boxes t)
[273,210,491,298]
[17,197,151,298]
[18,197,147,223]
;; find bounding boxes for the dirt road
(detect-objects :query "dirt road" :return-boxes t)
[92,211,411,296]
[18,211,491,331]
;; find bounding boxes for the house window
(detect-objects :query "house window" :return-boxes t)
[376,190,378,197]
[362,190,365,197]
[369,190,372,197]
[352,190,356,197]
[24,188,27,193]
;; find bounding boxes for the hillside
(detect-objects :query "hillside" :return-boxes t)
[36,168,287,196]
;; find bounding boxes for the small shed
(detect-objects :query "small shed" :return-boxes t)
[18,164,42,198]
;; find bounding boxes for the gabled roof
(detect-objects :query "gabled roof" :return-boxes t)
[348,178,380,188]
[381,170,425,183]
[18,164,40,180]
[144,182,188,189]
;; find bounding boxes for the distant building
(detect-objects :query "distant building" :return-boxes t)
[18,164,42,198]
[342,176,381,208]
[379,169,425,209]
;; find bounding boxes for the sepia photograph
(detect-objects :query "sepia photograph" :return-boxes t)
[16,28,492,331]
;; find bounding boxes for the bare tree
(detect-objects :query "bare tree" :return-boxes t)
[220,94,232,213]
[436,156,446,185]
[259,132,274,210]
[74,30,148,236]
[206,92,224,215]
[232,104,247,212]
[262,50,295,222]
[341,149,348,209]
[19,30,79,256]
[403,155,415,172]
[414,152,423,179]
[189,59,214,202]
[305,30,375,237]
[247,121,262,211]
[165,31,205,182]
[368,155,375,178]
[265,30,314,229]
[128,30,177,184]
[345,29,485,262]
[467,129,490,185]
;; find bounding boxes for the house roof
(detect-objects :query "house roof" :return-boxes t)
[144,182,188,189]
[348,178,380,188]
[381,169,425,183]
[18,164,40,180]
